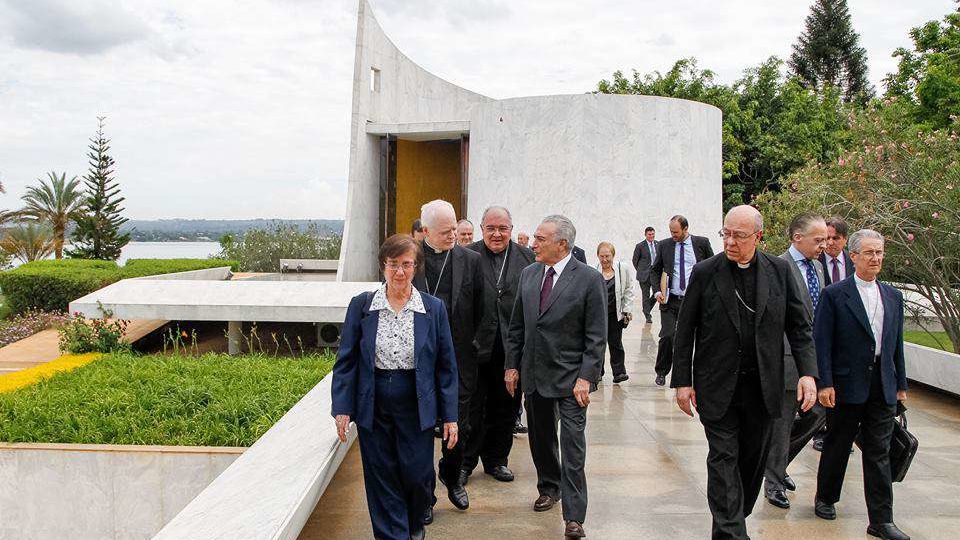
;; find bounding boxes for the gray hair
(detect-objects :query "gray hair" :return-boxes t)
[541,214,576,249]
[788,212,826,238]
[480,205,512,225]
[848,229,884,253]
[420,199,456,229]
[457,219,473,227]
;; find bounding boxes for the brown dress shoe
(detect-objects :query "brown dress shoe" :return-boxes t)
[564,521,585,538]
[533,494,557,512]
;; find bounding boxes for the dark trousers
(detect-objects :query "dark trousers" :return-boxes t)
[437,362,476,487]
[701,372,772,540]
[463,335,516,472]
[656,295,683,377]
[358,369,435,540]
[602,312,626,378]
[816,368,896,525]
[639,280,654,319]
[764,390,826,494]
[526,391,588,523]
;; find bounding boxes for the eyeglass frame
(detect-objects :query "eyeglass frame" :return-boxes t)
[718,228,761,241]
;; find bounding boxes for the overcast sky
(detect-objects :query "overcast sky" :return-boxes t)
[0,0,952,220]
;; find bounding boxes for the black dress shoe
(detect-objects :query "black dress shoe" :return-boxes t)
[867,522,910,540]
[613,374,629,384]
[766,489,790,509]
[410,526,426,540]
[423,506,433,525]
[645,317,653,324]
[815,499,836,520]
[783,475,797,492]
[458,468,470,487]
[655,375,666,386]
[447,484,469,510]
[514,419,528,434]
[533,494,557,512]
[812,438,824,452]
[484,465,515,482]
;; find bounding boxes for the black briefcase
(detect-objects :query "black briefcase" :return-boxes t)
[889,402,918,483]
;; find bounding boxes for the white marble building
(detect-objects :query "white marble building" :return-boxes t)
[338,0,723,281]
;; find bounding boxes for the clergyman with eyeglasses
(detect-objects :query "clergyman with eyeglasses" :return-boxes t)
[671,205,818,539]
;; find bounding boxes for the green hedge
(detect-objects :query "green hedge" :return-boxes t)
[0,258,239,315]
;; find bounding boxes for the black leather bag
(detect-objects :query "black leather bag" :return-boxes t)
[889,402,918,483]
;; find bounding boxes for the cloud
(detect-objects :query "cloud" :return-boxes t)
[0,0,151,55]
[373,0,511,27]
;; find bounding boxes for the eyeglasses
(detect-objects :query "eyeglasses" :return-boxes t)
[719,229,759,240]
[856,250,884,259]
[385,262,417,272]
[482,225,513,234]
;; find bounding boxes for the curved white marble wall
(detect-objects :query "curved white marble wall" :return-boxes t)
[339,0,722,281]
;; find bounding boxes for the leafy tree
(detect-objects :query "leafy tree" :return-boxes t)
[216,224,342,272]
[884,10,960,130]
[19,172,84,259]
[0,223,56,263]
[66,117,131,260]
[788,0,873,103]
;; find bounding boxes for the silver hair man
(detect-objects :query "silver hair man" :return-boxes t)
[541,214,576,250]
[847,229,884,253]
[421,199,457,228]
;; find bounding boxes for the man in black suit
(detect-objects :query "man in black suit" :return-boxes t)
[672,205,818,540]
[505,215,606,539]
[814,229,910,540]
[571,245,586,264]
[463,206,535,485]
[820,217,855,286]
[632,226,658,324]
[650,215,714,385]
[764,213,828,510]
[412,199,484,515]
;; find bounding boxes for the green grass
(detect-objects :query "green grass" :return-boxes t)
[904,331,955,353]
[0,352,334,447]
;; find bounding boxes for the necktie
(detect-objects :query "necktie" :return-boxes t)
[649,241,656,259]
[678,242,686,291]
[832,258,841,283]
[804,260,821,309]
[540,267,556,313]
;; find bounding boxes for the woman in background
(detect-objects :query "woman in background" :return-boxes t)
[596,241,636,383]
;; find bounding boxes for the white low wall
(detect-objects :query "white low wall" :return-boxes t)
[0,443,243,539]
[905,342,960,396]
[153,373,354,539]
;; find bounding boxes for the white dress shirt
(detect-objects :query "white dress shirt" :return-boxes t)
[824,252,848,281]
[788,244,814,293]
[854,274,884,349]
[542,251,573,288]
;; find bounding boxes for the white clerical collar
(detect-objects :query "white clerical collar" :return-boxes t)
[854,273,877,287]
[424,238,446,254]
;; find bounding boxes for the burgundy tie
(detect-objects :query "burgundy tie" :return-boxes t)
[832,258,841,283]
[540,267,556,313]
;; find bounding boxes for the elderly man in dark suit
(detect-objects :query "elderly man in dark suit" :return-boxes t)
[462,206,535,485]
[505,214,606,539]
[412,199,484,516]
[650,215,714,385]
[764,212,828,510]
[672,205,818,540]
[814,229,910,540]
[632,226,659,324]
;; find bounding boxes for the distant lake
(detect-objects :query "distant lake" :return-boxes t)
[118,242,222,265]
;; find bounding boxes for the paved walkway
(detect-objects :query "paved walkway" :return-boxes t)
[301,318,960,539]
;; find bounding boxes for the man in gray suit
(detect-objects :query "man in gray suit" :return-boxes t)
[505,215,606,540]
[632,226,658,324]
[764,212,828,509]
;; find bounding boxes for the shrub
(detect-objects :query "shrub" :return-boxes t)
[58,313,129,354]
[122,258,239,276]
[216,224,341,272]
[0,310,70,348]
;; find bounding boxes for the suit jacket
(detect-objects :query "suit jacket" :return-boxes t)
[649,234,714,292]
[412,244,484,383]
[467,239,535,363]
[814,276,908,405]
[671,252,817,422]
[819,250,855,286]
[594,260,636,320]
[331,290,459,431]
[505,257,607,398]
[572,246,587,264]
[781,250,825,387]
[632,239,660,284]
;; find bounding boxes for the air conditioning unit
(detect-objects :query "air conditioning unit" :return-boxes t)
[317,323,342,347]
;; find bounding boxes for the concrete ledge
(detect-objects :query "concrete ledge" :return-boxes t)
[153,373,354,540]
[279,259,339,272]
[131,267,233,281]
[905,342,960,396]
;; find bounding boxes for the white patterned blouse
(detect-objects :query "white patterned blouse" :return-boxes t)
[369,284,426,370]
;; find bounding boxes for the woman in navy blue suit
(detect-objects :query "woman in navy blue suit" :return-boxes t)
[332,234,459,540]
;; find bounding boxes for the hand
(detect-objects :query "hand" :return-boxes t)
[624,312,633,322]
[796,376,817,412]
[334,414,351,442]
[443,422,459,449]
[676,386,696,416]
[818,387,836,408]
[654,291,665,304]
[505,368,519,397]
[573,378,591,407]
[897,390,907,401]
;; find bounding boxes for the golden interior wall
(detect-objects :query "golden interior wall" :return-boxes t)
[394,139,462,233]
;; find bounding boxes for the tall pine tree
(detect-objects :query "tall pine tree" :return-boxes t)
[788,0,873,103]
[66,117,130,260]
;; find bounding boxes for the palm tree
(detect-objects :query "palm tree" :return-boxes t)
[0,223,56,263]
[19,172,84,259]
